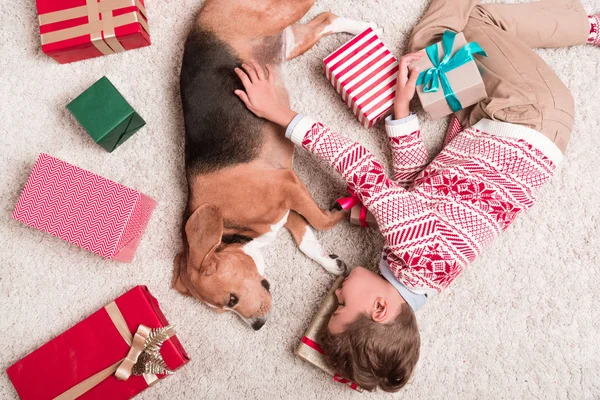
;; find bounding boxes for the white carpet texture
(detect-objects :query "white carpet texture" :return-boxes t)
[1,0,599,398]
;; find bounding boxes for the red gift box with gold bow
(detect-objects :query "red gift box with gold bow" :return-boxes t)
[36,0,151,64]
[6,286,189,400]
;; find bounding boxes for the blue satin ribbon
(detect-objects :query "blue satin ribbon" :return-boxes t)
[416,30,487,113]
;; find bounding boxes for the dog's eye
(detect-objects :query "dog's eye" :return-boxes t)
[228,294,238,308]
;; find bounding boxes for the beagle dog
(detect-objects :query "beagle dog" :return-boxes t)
[174,0,379,330]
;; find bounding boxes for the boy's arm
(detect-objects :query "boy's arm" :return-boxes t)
[285,114,403,205]
[385,113,429,188]
[286,50,429,191]
[384,113,464,189]
[285,114,429,197]
[381,51,429,188]
[231,55,424,202]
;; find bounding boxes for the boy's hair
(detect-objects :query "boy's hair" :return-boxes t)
[320,303,420,392]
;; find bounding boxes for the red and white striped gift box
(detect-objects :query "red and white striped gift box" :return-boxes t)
[324,27,399,128]
[13,153,156,262]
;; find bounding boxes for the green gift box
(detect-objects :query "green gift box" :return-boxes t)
[67,77,146,152]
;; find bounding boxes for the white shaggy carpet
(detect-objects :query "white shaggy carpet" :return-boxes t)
[1,0,599,399]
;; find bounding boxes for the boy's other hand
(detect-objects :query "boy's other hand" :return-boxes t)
[393,52,424,119]
[234,60,296,128]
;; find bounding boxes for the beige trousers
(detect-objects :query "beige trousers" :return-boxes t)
[408,0,590,153]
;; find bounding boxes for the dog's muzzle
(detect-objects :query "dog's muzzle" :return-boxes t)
[251,317,267,331]
[237,313,268,330]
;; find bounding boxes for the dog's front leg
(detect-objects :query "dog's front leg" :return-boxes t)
[282,171,348,232]
[285,12,383,60]
[285,211,346,275]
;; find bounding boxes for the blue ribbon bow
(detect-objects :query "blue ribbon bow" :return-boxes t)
[416,30,487,113]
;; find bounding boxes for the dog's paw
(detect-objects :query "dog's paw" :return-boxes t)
[330,202,344,211]
[322,254,347,276]
[326,17,384,37]
[365,22,384,36]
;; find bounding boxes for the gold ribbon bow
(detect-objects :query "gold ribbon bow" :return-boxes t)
[53,302,174,400]
[115,323,174,380]
[39,0,149,55]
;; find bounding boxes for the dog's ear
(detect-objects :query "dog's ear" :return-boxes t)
[172,252,190,296]
[185,203,223,276]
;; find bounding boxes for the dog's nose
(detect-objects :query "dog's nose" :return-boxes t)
[251,318,267,331]
[261,279,270,292]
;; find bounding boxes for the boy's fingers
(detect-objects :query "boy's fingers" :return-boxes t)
[234,67,251,87]
[250,59,265,80]
[398,59,412,82]
[408,67,420,86]
[234,90,252,108]
[402,53,420,60]
[266,64,274,83]
[242,63,258,83]
[400,54,422,66]
[400,58,418,73]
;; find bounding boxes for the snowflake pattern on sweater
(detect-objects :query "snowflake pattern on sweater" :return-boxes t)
[296,118,557,296]
[588,15,600,45]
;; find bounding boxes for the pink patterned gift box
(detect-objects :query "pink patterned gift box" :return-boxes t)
[324,27,399,128]
[13,153,156,262]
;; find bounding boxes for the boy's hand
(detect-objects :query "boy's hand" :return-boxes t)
[234,60,296,128]
[393,52,424,119]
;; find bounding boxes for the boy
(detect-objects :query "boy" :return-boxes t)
[233,0,599,392]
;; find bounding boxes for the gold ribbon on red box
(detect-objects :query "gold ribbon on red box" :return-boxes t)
[53,301,175,400]
[39,0,149,55]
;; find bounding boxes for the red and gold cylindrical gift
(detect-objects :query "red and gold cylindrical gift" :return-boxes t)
[295,277,363,392]
[7,286,189,400]
[36,0,151,64]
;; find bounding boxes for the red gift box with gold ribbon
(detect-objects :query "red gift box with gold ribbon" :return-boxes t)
[7,286,189,400]
[36,0,150,64]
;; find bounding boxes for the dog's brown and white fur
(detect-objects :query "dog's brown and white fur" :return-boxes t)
[174,0,379,330]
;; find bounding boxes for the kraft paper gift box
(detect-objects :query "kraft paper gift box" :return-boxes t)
[13,153,155,262]
[411,30,488,120]
[36,0,150,64]
[295,277,363,392]
[350,204,378,229]
[324,27,399,128]
[7,286,190,400]
[67,77,146,152]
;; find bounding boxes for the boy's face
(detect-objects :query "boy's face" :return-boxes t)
[327,266,403,335]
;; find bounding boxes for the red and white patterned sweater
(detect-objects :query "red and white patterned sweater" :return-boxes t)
[288,115,564,297]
